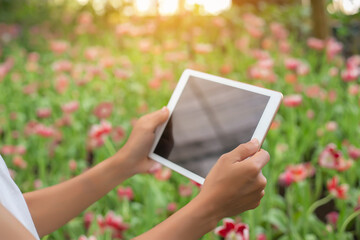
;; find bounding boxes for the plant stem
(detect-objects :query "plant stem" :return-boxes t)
[340,210,360,233]
[104,137,116,156]
[307,194,334,216]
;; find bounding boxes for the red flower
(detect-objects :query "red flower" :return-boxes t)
[93,102,113,119]
[84,212,94,230]
[279,163,315,186]
[111,126,126,143]
[327,176,348,199]
[88,121,112,148]
[97,211,128,239]
[117,186,134,201]
[319,144,353,171]
[283,94,302,107]
[214,218,249,240]
[105,212,128,231]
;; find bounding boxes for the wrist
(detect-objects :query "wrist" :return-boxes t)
[188,192,221,230]
[107,151,137,182]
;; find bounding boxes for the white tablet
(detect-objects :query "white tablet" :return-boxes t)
[149,69,283,184]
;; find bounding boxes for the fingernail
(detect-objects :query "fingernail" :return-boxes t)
[161,106,167,112]
[250,138,259,146]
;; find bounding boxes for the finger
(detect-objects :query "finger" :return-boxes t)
[142,107,169,131]
[230,138,260,162]
[239,149,270,171]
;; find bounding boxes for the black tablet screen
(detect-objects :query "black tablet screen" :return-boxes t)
[154,76,270,178]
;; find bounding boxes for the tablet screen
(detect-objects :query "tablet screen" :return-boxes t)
[154,76,270,178]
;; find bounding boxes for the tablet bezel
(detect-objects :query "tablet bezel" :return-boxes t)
[149,69,283,184]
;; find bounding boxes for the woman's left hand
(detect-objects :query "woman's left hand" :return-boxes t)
[112,107,169,175]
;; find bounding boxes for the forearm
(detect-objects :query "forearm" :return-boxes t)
[24,155,134,237]
[134,193,219,240]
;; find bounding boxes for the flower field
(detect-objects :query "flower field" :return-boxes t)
[1,3,360,240]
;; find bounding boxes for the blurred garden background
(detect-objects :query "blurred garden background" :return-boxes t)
[0,0,360,239]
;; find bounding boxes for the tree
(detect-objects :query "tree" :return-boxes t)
[310,0,330,39]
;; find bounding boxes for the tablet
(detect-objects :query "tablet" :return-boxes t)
[149,69,282,184]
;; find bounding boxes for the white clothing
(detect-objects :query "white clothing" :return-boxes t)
[0,155,39,239]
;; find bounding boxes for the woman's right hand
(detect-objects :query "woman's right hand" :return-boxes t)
[198,139,269,221]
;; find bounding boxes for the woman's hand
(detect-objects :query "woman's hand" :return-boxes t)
[198,139,269,221]
[113,107,169,175]
[134,139,270,240]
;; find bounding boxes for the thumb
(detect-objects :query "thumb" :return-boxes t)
[230,138,260,162]
[143,107,169,131]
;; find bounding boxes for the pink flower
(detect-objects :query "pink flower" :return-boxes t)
[36,108,52,118]
[179,184,192,197]
[33,179,42,189]
[61,101,79,114]
[279,163,315,186]
[93,102,113,119]
[307,37,325,50]
[325,211,339,229]
[284,58,300,71]
[319,144,353,171]
[325,121,337,132]
[84,47,100,61]
[348,145,360,160]
[117,186,134,201]
[193,43,213,54]
[114,68,132,80]
[35,124,56,138]
[55,74,69,94]
[341,68,359,82]
[1,145,16,155]
[88,121,112,148]
[78,236,96,240]
[12,156,27,169]
[296,62,310,76]
[84,212,94,230]
[52,60,72,73]
[270,22,288,40]
[78,12,93,25]
[104,211,128,234]
[167,202,177,212]
[329,67,339,77]
[111,126,125,143]
[348,84,359,95]
[154,167,172,181]
[327,176,348,199]
[326,38,343,60]
[257,233,267,240]
[69,160,77,172]
[283,94,302,107]
[50,40,68,54]
[214,218,249,240]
